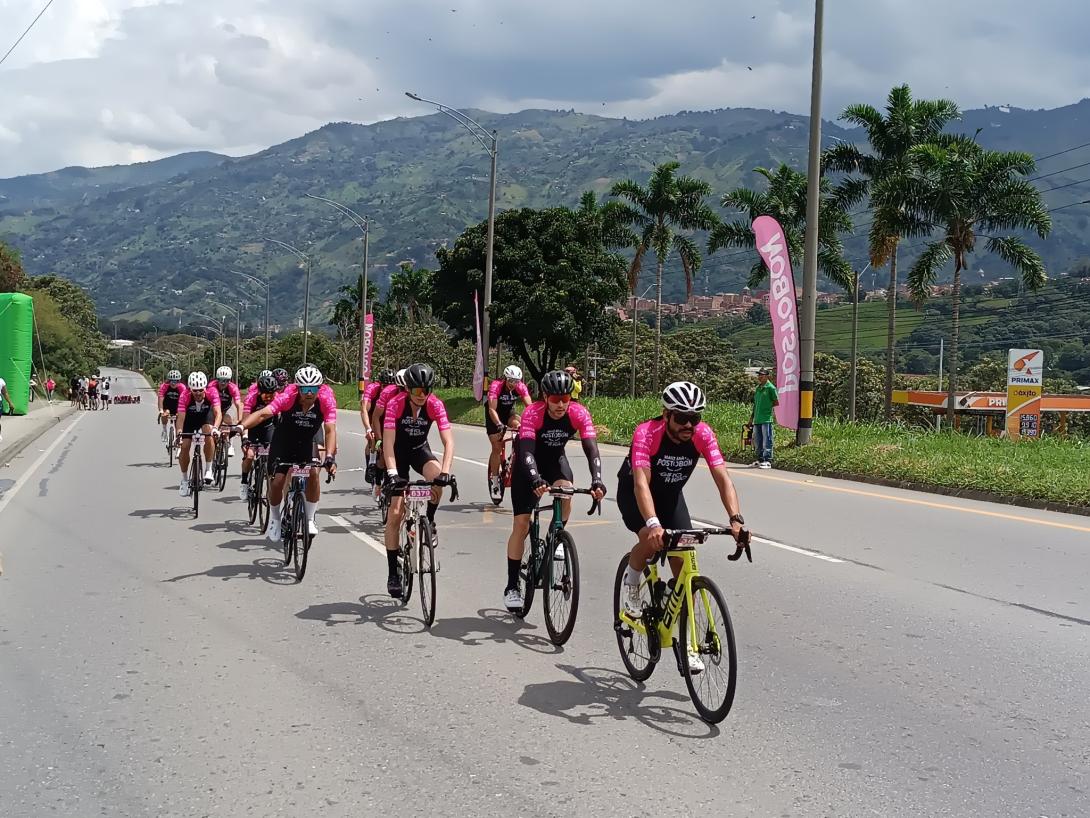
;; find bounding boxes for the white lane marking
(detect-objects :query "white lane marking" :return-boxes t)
[691,518,842,563]
[454,455,488,468]
[0,414,84,518]
[328,514,386,557]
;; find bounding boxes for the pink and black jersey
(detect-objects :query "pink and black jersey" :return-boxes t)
[158,381,187,411]
[517,401,602,485]
[209,380,242,409]
[623,418,724,494]
[177,386,219,432]
[375,384,402,414]
[488,379,531,419]
[362,381,383,406]
[383,392,450,449]
[268,384,338,424]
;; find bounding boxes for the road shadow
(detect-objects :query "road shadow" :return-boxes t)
[518,664,719,739]
[162,557,296,585]
[295,594,426,634]
[215,536,275,554]
[427,607,560,654]
[127,462,169,468]
[191,520,250,535]
[129,507,194,521]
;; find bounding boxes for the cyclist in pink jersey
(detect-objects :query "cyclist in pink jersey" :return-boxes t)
[486,364,533,493]
[380,363,455,599]
[362,369,395,485]
[502,369,605,612]
[239,365,337,540]
[617,382,747,648]
[238,373,278,501]
[157,369,186,442]
[243,370,274,406]
[175,372,222,495]
[211,366,244,458]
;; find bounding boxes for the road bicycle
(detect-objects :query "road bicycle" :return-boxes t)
[515,486,599,645]
[246,443,271,533]
[177,432,206,518]
[613,527,752,724]
[487,427,519,506]
[164,416,177,467]
[390,476,458,627]
[211,427,230,492]
[278,459,334,582]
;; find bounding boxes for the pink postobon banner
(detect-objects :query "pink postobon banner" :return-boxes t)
[362,313,375,383]
[472,291,485,402]
[753,215,800,430]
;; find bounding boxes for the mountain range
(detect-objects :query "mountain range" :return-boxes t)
[2,100,1089,328]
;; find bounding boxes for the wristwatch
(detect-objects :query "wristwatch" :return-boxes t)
[729,514,745,525]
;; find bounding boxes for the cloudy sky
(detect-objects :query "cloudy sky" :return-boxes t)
[2,0,1088,177]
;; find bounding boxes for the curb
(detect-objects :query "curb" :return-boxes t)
[1,404,79,469]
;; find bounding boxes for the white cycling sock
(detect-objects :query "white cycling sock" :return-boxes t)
[305,500,318,521]
[624,565,642,587]
[270,504,282,523]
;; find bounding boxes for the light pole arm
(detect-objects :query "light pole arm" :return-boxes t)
[305,194,369,233]
[261,237,307,263]
[405,92,496,155]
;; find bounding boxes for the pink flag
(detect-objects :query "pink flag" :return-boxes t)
[472,292,485,402]
[753,216,800,430]
[362,313,375,382]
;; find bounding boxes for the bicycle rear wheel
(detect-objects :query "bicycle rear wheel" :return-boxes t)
[679,575,738,724]
[543,530,580,645]
[292,493,310,581]
[612,555,657,682]
[417,518,437,627]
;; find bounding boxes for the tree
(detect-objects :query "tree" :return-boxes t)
[386,262,435,323]
[0,242,27,293]
[329,278,381,382]
[707,164,857,292]
[26,274,110,370]
[432,206,628,383]
[824,85,961,417]
[898,140,1051,421]
[609,162,719,391]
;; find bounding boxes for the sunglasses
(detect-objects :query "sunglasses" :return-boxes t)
[410,387,431,398]
[672,411,702,427]
[546,394,572,405]
[298,385,320,396]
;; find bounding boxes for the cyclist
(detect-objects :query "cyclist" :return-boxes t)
[158,370,186,441]
[370,367,406,434]
[210,366,243,458]
[616,382,746,671]
[381,363,454,599]
[239,365,337,541]
[503,369,605,612]
[175,372,222,496]
[362,369,395,485]
[486,365,533,494]
[100,376,111,410]
[238,372,279,501]
[244,369,274,405]
[272,367,290,392]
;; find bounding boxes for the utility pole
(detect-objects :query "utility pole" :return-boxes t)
[586,344,604,399]
[796,0,824,445]
[848,263,869,422]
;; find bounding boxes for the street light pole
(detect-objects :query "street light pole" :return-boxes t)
[260,238,311,364]
[305,194,372,389]
[405,92,499,375]
[231,270,270,369]
[208,300,242,377]
[630,283,655,398]
[847,263,870,422]
[797,0,824,445]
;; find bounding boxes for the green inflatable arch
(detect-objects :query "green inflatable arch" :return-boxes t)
[0,292,34,415]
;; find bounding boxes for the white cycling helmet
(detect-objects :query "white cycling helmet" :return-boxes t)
[167,369,182,383]
[295,364,323,387]
[662,381,706,413]
[395,368,407,387]
[258,369,273,379]
[188,371,208,390]
[503,365,523,381]
[215,365,233,381]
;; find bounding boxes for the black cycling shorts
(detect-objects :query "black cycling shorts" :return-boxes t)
[245,424,274,448]
[181,407,215,434]
[510,454,573,516]
[616,471,692,534]
[393,443,438,480]
[485,408,515,436]
[162,398,179,415]
[269,436,318,475]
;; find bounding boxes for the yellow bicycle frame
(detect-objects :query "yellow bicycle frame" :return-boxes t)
[617,546,720,658]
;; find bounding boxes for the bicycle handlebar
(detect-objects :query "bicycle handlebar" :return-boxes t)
[394,475,459,502]
[656,527,753,563]
[280,458,336,484]
[538,486,602,516]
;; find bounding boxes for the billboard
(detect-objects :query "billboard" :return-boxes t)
[1006,348,1043,439]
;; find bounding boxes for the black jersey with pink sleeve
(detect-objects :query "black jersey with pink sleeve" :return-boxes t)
[516,401,603,487]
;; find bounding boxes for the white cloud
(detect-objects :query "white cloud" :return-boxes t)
[1,0,1088,176]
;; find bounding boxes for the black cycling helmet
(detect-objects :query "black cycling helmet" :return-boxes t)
[378,368,396,385]
[257,374,278,393]
[540,370,574,396]
[272,368,290,386]
[404,363,435,390]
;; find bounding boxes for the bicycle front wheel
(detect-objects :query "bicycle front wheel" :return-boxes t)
[256,468,270,534]
[399,528,415,606]
[612,555,657,682]
[215,444,228,492]
[167,428,175,467]
[292,493,310,581]
[417,518,437,627]
[516,542,539,620]
[543,530,580,645]
[679,575,738,724]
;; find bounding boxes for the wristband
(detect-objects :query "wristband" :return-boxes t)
[645,516,662,530]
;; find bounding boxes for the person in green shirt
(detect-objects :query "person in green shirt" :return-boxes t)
[750,368,779,468]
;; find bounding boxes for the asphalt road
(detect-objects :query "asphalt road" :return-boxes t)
[1,369,1087,817]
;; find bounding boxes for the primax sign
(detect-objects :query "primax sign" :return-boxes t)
[1006,348,1043,439]
[752,215,800,430]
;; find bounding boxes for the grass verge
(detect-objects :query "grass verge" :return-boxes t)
[332,385,1090,508]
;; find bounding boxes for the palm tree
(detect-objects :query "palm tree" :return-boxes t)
[897,139,1050,421]
[330,277,379,332]
[610,162,719,390]
[576,190,637,251]
[824,85,961,418]
[707,164,858,293]
[387,261,435,323]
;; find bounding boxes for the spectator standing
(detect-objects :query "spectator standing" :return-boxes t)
[564,365,583,402]
[45,377,56,403]
[750,368,779,469]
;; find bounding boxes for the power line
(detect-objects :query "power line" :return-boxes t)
[0,0,57,69]
[1034,140,1090,163]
